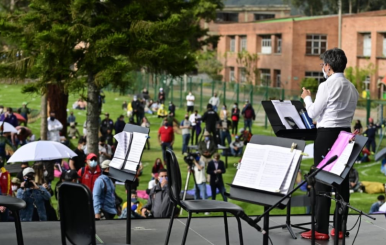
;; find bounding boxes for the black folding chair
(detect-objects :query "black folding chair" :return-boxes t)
[164,149,245,245]
[0,196,26,245]
[58,182,125,245]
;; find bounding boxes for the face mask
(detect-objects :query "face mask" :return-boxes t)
[233,105,236,108]
[50,116,55,121]
[222,107,225,110]
[43,170,48,177]
[205,137,209,141]
[159,176,168,183]
[12,185,18,191]
[133,98,137,101]
[81,145,86,150]
[185,117,188,120]
[89,160,97,168]
[322,66,328,79]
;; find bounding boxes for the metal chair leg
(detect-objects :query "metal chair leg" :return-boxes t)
[223,212,229,245]
[181,212,192,245]
[164,206,176,245]
[235,215,244,245]
[13,210,24,245]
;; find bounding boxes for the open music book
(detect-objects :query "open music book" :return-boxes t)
[109,131,148,172]
[232,143,302,194]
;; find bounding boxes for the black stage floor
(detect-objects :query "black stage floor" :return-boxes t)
[1,215,385,245]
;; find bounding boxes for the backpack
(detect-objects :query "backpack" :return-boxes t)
[244,108,253,119]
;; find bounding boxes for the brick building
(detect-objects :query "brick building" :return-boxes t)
[212,9,386,98]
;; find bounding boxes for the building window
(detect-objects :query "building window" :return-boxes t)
[229,36,235,52]
[363,34,371,57]
[260,69,271,86]
[240,36,247,51]
[229,67,235,82]
[261,35,272,54]
[216,13,239,22]
[239,68,247,83]
[306,35,327,55]
[274,70,281,87]
[276,35,282,53]
[305,71,324,83]
[254,14,275,20]
[382,34,386,57]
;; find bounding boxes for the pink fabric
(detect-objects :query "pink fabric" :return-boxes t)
[136,190,149,200]
[62,161,70,170]
[54,169,62,178]
[316,131,353,171]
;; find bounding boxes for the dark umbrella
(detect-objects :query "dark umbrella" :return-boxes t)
[375,147,386,162]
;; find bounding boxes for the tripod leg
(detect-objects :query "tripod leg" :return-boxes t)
[180,171,191,215]
[285,201,297,239]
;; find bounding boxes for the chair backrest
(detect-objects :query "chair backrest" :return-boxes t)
[165,149,182,206]
[58,182,96,245]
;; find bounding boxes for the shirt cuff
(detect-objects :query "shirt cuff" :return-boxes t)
[303,96,313,107]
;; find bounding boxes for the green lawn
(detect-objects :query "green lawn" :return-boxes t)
[1,84,385,218]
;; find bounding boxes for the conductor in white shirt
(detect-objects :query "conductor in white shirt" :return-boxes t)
[300,48,359,240]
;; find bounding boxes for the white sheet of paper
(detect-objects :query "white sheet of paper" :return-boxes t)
[126,132,148,163]
[272,100,306,129]
[329,142,355,176]
[280,149,302,194]
[109,157,125,170]
[113,132,132,160]
[233,144,295,192]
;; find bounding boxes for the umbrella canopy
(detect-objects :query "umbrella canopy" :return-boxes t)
[13,113,26,122]
[302,143,314,159]
[7,141,77,163]
[0,122,18,133]
[375,147,386,162]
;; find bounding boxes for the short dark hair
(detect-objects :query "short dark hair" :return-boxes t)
[378,195,385,201]
[99,136,106,142]
[78,138,86,144]
[158,169,167,175]
[320,48,347,73]
[21,162,29,167]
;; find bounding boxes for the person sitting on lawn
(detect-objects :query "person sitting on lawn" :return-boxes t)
[369,195,385,214]
[230,135,244,156]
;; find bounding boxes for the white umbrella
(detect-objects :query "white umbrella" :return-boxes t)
[0,122,18,133]
[302,143,314,159]
[7,141,77,163]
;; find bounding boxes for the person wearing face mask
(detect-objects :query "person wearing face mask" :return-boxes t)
[209,93,220,112]
[202,104,220,145]
[68,122,81,139]
[189,110,202,145]
[369,195,385,214]
[300,48,359,240]
[217,111,232,147]
[78,153,102,193]
[207,153,227,202]
[180,114,192,154]
[47,112,63,142]
[141,169,174,218]
[186,91,195,113]
[93,160,117,220]
[198,131,218,166]
[151,158,164,179]
[158,119,174,162]
[168,101,176,115]
[0,107,19,128]
[100,113,114,137]
[69,138,87,171]
[10,177,21,197]
[99,136,112,163]
[131,96,141,125]
[231,103,240,136]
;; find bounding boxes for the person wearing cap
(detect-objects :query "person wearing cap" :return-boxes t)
[10,177,21,197]
[230,135,244,156]
[158,88,165,104]
[186,91,195,113]
[201,104,220,145]
[100,113,114,137]
[17,102,31,126]
[47,112,63,142]
[93,160,117,219]
[17,167,51,221]
[198,131,218,166]
[78,153,102,193]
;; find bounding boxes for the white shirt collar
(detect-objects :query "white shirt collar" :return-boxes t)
[326,72,345,80]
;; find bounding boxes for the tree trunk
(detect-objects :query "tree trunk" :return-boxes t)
[47,83,69,137]
[40,93,47,140]
[86,73,100,156]
[349,0,352,14]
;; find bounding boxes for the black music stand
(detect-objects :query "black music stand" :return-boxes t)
[262,100,317,140]
[314,134,370,245]
[108,124,150,245]
[227,135,305,245]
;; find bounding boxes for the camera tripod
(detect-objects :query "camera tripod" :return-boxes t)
[180,165,198,215]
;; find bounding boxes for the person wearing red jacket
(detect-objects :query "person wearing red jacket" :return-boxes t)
[78,153,101,193]
[0,160,11,196]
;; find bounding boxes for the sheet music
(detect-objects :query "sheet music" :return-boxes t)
[126,132,148,163]
[272,100,306,129]
[329,142,354,176]
[233,144,296,193]
[113,132,132,159]
[280,150,302,194]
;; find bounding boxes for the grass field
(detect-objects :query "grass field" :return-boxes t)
[1,83,386,218]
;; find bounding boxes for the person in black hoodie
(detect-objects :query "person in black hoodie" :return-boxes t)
[131,96,141,125]
[201,104,220,145]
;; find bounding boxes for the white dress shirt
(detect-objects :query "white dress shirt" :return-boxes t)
[189,113,201,126]
[186,94,195,106]
[47,118,63,142]
[304,73,358,128]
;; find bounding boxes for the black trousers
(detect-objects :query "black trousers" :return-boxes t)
[314,127,351,234]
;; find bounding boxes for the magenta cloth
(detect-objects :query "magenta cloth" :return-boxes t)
[316,131,353,171]
[136,190,149,200]
[54,169,62,178]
